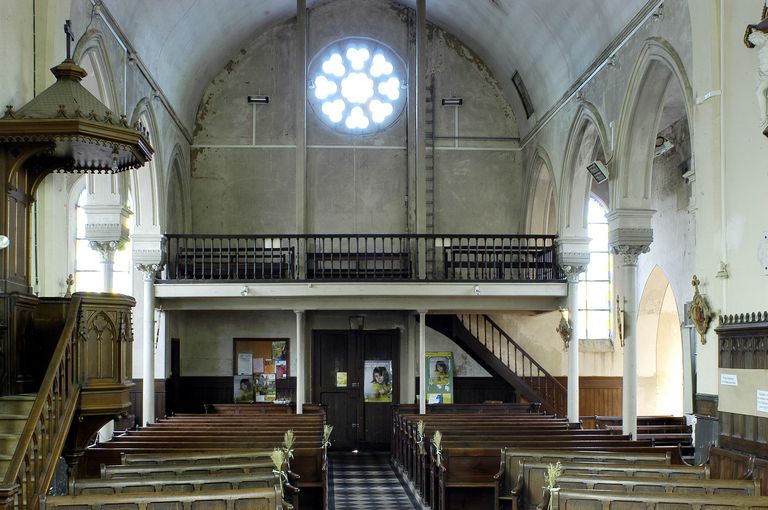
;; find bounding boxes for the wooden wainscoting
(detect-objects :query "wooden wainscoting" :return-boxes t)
[414,376,517,404]
[556,376,622,427]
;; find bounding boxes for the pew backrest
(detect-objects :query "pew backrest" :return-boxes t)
[71,472,280,495]
[41,487,283,510]
[547,488,768,510]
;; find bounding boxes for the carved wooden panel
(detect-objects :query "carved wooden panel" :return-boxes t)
[717,313,768,369]
[715,312,768,469]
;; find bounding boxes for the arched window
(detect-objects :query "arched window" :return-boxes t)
[578,197,612,341]
[74,187,133,294]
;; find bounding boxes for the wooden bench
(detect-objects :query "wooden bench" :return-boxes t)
[82,412,327,510]
[432,441,656,510]
[505,459,711,510]
[442,245,557,280]
[172,246,295,280]
[305,251,411,280]
[545,488,768,510]
[41,487,285,510]
[71,471,290,495]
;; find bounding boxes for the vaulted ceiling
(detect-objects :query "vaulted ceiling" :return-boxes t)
[100,0,650,133]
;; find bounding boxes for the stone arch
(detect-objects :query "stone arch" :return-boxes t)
[636,265,684,415]
[128,100,163,231]
[613,38,694,210]
[524,147,558,235]
[164,144,191,234]
[559,102,611,236]
[73,31,119,113]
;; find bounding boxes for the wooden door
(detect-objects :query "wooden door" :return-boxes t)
[312,329,400,451]
[359,329,399,450]
[313,330,360,450]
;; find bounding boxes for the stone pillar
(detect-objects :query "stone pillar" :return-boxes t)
[295,310,305,414]
[562,264,586,422]
[83,174,131,292]
[419,310,427,415]
[558,237,590,423]
[607,210,653,439]
[89,241,118,292]
[137,263,162,425]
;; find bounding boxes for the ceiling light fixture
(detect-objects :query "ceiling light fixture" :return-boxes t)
[586,160,609,184]
[441,97,463,106]
[247,95,270,104]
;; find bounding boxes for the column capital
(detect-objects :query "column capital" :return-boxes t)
[89,240,122,260]
[611,243,651,266]
[561,264,587,283]
[136,263,164,280]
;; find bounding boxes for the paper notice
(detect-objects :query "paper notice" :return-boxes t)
[757,390,768,413]
[237,353,253,375]
[720,373,738,386]
[252,357,264,373]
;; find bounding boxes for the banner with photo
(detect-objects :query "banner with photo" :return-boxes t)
[425,351,454,404]
[363,359,393,403]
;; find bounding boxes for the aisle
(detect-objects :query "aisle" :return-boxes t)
[328,452,421,509]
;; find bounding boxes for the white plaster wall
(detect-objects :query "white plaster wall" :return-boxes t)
[190,0,521,235]
[687,0,768,399]
[174,310,298,377]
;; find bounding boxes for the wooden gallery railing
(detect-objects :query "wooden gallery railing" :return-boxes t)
[0,293,135,510]
[459,314,567,416]
[163,234,564,282]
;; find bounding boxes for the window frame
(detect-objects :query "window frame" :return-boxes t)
[578,196,613,342]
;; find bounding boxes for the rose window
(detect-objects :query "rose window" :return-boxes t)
[308,38,406,134]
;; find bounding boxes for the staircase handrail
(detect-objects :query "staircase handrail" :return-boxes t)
[0,295,83,509]
[481,314,567,394]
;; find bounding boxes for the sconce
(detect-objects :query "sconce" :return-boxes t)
[555,308,572,349]
[349,315,365,331]
[616,295,625,347]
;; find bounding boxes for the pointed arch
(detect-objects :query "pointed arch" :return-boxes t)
[613,38,694,210]
[73,31,119,113]
[165,143,191,233]
[559,102,610,236]
[636,265,684,415]
[524,146,558,235]
[128,99,163,231]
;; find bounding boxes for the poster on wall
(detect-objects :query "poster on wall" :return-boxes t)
[234,376,254,403]
[426,352,454,404]
[237,353,253,375]
[254,373,276,402]
[364,360,393,403]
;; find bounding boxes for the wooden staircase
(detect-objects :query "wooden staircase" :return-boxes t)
[0,396,36,478]
[0,294,136,510]
[425,314,567,416]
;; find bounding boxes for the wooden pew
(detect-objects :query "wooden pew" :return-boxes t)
[82,411,327,510]
[432,440,656,510]
[41,487,285,510]
[121,450,272,465]
[506,460,711,510]
[71,472,287,495]
[545,488,768,510]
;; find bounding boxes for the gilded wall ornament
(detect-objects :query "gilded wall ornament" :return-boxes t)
[616,295,626,347]
[689,275,713,343]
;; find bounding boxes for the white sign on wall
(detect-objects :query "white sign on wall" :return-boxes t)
[720,373,738,386]
[757,390,768,413]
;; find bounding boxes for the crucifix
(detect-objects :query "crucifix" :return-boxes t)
[64,19,74,61]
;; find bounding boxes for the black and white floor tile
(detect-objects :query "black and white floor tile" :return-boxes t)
[329,452,421,509]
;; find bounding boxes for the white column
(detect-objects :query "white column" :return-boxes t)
[563,266,585,423]
[419,310,427,414]
[90,241,118,293]
[295,310,305,414]
[137,263,162,425]
[607,209,653,439]
[617,250,640,438]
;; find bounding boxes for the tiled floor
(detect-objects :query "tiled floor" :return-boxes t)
[328,452,421,509]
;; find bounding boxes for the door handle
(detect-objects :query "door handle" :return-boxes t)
[351,382,359,388]
[351,423,359,428]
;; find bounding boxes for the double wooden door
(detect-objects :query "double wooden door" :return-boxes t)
[312,329,399,451]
